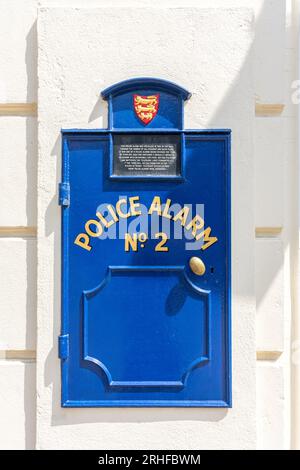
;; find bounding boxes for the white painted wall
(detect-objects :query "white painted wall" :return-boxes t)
[0,0,297,449]
[37,5,256,450]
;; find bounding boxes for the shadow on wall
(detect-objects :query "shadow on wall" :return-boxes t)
[29,1,288,442]
[24,19,37,450]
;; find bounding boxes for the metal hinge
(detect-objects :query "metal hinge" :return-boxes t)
[58,182,70,207]
[58,334,69,359]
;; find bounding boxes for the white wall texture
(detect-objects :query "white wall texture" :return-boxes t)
[0,0,298,449]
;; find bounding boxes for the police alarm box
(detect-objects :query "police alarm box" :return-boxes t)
[59,78,231,407]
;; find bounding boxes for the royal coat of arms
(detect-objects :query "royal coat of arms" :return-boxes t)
[133,94,159,124]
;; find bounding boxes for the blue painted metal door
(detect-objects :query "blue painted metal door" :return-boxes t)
[60,79,231,407]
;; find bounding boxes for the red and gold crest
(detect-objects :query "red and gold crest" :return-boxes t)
[133,94,159,124]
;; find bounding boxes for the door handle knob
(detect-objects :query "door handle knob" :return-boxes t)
[189,256,206,276]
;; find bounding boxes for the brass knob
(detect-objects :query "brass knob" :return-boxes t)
[189,256,206,276]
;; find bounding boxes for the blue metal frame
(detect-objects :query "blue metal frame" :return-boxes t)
[61,137,70,406]
[102,77,190,131]
[101,77,191,101]
[60,131,231,408]
[59,78,232,407]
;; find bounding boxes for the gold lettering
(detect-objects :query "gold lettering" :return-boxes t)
[125,233,138,252]
[155,232,169,252]
[173,206,189,226]
[196,227,218,250]
[74,198,218,253]
[85,219,103,237]
[162,198,172,219]
[116,198,130,218]
[74,233,92,251]
[148,196,162,215]
[107,204,119,222]
[129,196,141,216]
[186,214,204,236]
[96,211,115,228]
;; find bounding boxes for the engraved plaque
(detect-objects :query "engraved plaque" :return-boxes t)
[113,134,181,177]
